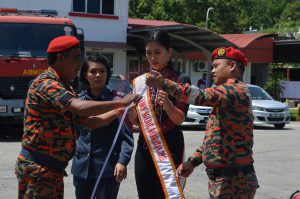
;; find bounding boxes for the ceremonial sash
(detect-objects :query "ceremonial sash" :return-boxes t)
[133,74,185,199]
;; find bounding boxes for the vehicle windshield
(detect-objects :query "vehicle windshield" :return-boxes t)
[107,75,133,94]
[248,86,273,100]
[0,23,75,58]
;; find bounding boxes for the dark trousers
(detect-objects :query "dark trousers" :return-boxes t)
[73,176,120,199]
[134,145,165,199]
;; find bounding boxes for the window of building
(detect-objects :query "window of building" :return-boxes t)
[73,0,114,15]
[128,57,140,81]
[87,0,100,14]
[73,0,85,12]
[102,0,114,14]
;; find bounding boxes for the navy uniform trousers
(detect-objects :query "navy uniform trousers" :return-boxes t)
[73,176,120,199]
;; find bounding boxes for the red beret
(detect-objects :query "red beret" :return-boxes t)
[211,47,248,67]
[47,36,79,53]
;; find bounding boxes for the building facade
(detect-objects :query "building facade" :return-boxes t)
[1,1,285,91]
[0,0,131,74]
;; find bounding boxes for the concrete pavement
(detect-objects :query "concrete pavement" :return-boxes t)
[0,122,299,198]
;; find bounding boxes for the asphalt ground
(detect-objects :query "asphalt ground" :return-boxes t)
[0,122,299,199]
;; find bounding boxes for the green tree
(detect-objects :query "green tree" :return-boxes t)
[129,0,293,34]
[129,0,153,19]
[264,63,286,100]
[129,0,250,33]
[247,0,288,31]
[206,0,250,33]
[277,1,300,35]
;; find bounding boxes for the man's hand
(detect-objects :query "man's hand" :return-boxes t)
[146,70,165,89]
[176,161,195,178]
[120,93,140,107]
[115,103,136,117]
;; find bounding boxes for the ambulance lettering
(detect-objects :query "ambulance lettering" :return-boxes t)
[23,69,45,76]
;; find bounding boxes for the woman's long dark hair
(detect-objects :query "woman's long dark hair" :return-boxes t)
[80,54,112,89]
[144,30,173,69]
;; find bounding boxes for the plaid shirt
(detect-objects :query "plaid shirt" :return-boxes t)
[164,78,254,168]
[22,67,77,162]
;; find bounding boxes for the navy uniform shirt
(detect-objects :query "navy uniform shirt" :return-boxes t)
[71,87,134,179]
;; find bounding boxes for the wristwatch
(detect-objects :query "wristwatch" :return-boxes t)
[188,156,199,168]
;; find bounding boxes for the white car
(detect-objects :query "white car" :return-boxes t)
[182,85,290,129]
[248,84,290,129]
[182,105,212,127]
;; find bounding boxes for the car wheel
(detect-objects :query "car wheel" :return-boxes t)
[274,123,285,129]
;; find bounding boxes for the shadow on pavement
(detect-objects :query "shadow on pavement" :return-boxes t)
[182,125,295,131]
[254,125,294,131]
[182,125,206,131]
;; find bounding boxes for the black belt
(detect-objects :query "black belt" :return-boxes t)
[206,164,255,180]
[20,148,68,173]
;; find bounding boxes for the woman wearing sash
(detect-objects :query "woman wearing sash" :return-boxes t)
[71,54,135,199]
[133,30,190,199]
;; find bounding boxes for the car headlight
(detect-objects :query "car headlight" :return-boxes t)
[252,106,265,111]
[284,106,289,111]
[189,106,196,112]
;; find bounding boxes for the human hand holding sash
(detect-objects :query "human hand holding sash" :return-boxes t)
[120,93,140,107]
[146,70,165,89]
[115,104,136,117]
[116,87,147,118]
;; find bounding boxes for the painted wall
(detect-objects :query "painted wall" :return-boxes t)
[243,64,251,84]
[281,81,300,99]
[0,0,128,42]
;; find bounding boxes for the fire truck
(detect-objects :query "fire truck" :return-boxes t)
[0,8,84,130]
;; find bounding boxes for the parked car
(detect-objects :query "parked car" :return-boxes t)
[107,74,132,94]
[182,105,212,127]
[181,84,290,129]
[248,84,290,129]
[107,74,142,132]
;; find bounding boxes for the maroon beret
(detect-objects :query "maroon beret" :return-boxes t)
[47,36,79,53]
[211,47,248,67]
